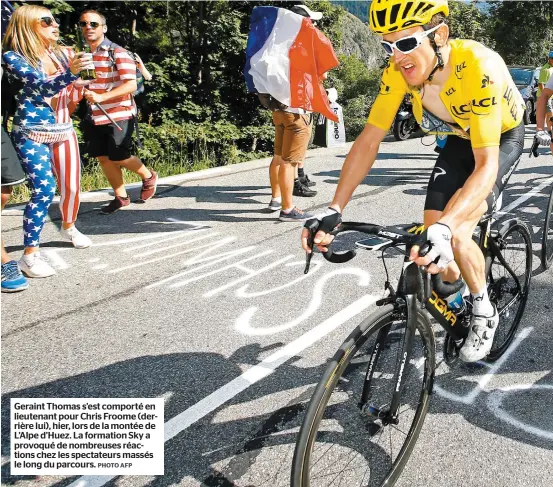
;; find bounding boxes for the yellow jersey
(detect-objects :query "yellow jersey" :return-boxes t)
[367,39,526,148]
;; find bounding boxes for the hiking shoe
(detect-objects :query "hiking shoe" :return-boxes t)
[459,305,499,362]
[140,170,158,202]
[293,180,317,197]
[101,196,130,215]
[299,174,316,187]
[60,226,92,249]
[19,252,56,278]
[1,260,29,292]
[267,198,282,212]
[279,207,313,222]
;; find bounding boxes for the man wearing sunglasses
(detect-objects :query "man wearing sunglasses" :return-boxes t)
[302,0,527,362]
[79,9,157,215]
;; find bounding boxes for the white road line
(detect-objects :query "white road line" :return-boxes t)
[434,327,533,404]
[92,232,183,247]
[109,237,231,273]
[67,294,379,487]
[487,384,553,440]
[499,176,553,215]
[42,249,69,270]
[124,230,190,252]
[134,232,217,259]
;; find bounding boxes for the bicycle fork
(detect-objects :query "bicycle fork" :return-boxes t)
[359,294,419,424]
[359,259,424,423]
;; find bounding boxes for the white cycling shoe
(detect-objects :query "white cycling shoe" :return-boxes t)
[60,226,92,249]
[459,305,499,362]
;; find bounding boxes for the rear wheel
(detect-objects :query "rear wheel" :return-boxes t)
[291,305,434,487]
[541,188,553,270]
[486,221,532,361]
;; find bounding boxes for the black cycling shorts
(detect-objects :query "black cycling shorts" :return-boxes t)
[85,117,135,162]
[425,122,525,213]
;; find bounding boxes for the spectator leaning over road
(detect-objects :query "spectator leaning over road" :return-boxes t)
[537,51,553,134]
[2,5,93,278]
[535,74,553,152]
[302,0,527,362]
[79,9,158,215]
[1,125,28,292]
[247,4,338,221]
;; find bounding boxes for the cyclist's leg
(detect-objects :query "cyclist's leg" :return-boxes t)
[442,189,487,294]
[455,124,524,284]
[458,123,524,361]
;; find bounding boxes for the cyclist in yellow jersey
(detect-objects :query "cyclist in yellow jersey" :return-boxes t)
[301,0,526,362]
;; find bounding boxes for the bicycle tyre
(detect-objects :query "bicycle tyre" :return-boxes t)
[540,188,553,270]
[291,304,435,487]
[486,220,532,361]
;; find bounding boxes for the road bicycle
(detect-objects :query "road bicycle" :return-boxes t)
[291,212,532,487]
[530,136,553,269]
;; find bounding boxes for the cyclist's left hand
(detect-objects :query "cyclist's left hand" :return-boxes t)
[536,130,552,147]
[410,222,454,274]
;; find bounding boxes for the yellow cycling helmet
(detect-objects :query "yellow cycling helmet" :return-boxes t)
[369,0,449,35]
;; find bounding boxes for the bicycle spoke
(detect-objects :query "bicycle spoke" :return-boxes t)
[390,423,409,437]
[311,442,338,471]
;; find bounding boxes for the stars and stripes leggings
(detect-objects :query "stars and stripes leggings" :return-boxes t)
[13,132,81,248]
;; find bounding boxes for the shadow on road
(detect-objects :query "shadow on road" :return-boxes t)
[2,287,552,487]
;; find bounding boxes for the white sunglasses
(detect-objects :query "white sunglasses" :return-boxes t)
[381,23,444,56]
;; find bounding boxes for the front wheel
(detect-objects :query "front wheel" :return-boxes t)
[291,304,435,487]
[486,220,532,361]
[541,188,553,270]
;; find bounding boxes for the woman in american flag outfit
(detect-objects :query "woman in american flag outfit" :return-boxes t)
[2,5,92,278]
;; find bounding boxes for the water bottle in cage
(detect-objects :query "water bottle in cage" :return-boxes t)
[445,281,469,314]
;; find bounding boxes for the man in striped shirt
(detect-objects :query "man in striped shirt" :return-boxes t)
[80,10,157,214]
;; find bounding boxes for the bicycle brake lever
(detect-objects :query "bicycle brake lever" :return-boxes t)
[304,231,315,274]
[530,138,539,158]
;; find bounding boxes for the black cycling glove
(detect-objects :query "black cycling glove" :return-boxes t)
[304,208,342,236]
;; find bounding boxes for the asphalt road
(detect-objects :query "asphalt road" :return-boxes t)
[2,127,552,487]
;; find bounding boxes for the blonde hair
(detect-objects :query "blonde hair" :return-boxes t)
[2,5,63,69]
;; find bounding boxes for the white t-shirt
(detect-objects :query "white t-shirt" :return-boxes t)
[546,75,553,91]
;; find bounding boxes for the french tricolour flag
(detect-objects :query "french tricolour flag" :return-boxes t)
[245,6,339,122]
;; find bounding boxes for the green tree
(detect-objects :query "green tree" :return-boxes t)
[327,53,381,139]
[448,0,493,48]
[489,1,553,65]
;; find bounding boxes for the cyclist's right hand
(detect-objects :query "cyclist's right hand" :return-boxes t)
[536,130,552,147]
[301,208,342,253]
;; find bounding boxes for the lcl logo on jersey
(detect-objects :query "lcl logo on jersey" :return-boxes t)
[473,97,498,108]
[455,61,467,79]
[481,74,494,88]
[451,97,498,118]
[503,86,520,120]
[445,87,456,96]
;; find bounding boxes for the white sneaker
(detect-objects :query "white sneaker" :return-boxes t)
[19,252,56,278]
[459,305,499,362]
[60,226,92,249]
